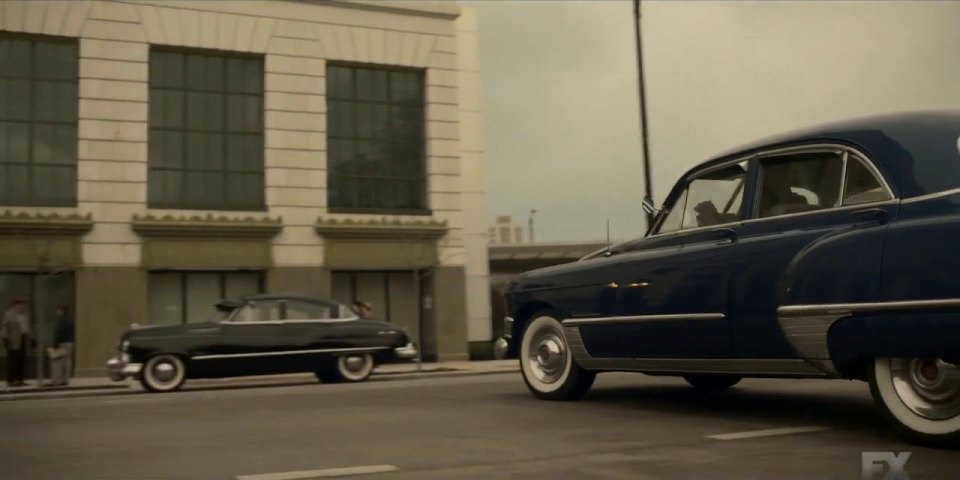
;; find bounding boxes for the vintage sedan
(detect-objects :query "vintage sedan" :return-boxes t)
[501,110,960,446]
[107,293,417,392]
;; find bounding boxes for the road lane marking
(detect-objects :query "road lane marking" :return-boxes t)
[236,465,399,480]
[706,426,831,441]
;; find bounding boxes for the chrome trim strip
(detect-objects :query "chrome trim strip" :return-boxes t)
[563,325,824,376]
[562,313,725,327]
[742,199,900,225]
[779,298,960,317]
[192,346,389,360]
[218,317,361,326]
[900,187,960,204]
[777,298,960,376]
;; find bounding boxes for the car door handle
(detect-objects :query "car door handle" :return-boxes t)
[711,228,737,243]
[851,207,889,224]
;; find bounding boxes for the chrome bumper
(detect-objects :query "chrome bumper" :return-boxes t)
[394,342,418,360]
[106,354,143,381]
[494,337,509,359]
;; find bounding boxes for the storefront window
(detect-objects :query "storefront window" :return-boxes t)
[0,272,75,378]
[148,271,262,325]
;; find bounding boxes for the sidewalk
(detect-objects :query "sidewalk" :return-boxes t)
[0,359,519,401]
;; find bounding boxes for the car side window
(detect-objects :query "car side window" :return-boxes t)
[842,155,892,206]
[757,151,843,218]
[284,301,333,320]
[656,189,686,234]
[230,301,281,322]
[655,162,746,234]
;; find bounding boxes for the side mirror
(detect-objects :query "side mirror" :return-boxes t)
[641,196,659,215]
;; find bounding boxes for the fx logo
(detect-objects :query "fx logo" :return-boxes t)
[862,451,912,480]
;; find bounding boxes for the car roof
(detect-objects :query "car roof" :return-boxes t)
[690,109,960,199]
[214,292,346,310]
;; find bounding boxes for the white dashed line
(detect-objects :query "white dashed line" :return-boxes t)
[235,464,399,480]
[706,426,832,441]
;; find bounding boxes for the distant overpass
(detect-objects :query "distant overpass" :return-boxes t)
[488,241,610,276]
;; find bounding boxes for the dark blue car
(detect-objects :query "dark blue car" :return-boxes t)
[501,110,960,447]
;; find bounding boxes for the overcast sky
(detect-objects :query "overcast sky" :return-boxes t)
[465,0,960,243]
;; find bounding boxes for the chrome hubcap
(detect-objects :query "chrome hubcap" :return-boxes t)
[152,362,177,383]
[527,326,567,384]
[891,358,960,420]
[344,356,367,372]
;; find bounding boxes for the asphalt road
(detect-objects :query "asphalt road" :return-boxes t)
[0,372,956,480]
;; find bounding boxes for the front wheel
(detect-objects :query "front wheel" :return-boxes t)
[140,354,187,392]
[869,357,960,447]
[519,313,595,401]
[683,374,741,391]
[321,353,375,383]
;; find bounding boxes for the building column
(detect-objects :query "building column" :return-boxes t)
[425,265,468,362]
[74,267,147,377]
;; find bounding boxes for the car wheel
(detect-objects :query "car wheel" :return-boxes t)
[140,354,186,393]
[520,312,595,401]
[332,353,375,382]
[869,357,960,447]
[683,374,741,391]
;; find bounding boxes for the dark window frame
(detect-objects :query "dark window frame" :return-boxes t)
[147,46,266,211]
[0,32,79,207]
[325,61,429,215]
[148,270,264,325]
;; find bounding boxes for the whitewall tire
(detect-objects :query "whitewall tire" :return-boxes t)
[869,357,960,447]
[520,313,595,401]
[140,354,186,393]
[334,353,375,382]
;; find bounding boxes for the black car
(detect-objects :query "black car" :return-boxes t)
[106,293,418,392]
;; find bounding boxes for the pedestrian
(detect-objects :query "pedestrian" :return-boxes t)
[2,300,31,387]
[47,305,74,387]
[352,300,373,319]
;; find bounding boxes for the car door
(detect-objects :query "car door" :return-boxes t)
[725,147,897,358]
[276,299,343,373]
[207,299,286,376]
[578,160,747,359]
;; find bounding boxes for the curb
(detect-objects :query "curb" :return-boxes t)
[0,366,520,402]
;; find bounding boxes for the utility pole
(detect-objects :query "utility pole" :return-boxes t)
[634,0,655,228]
[528,209,537,243]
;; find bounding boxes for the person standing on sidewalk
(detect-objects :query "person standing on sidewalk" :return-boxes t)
[48,305,74,386]
[2,300,31,387]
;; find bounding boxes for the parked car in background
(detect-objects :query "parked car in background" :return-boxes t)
[500,110,960,447]
[107,293,417,392]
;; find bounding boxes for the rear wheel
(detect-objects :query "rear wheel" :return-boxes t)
[519,313,595,401]
[869,357,960,447]
[683,374,741,391]
[317,353,375,384]
[140,354,186,393]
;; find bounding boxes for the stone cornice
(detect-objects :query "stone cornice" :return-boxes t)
[290,0,461,20]
[0,211,94,236]
[131,214,284,239]
[315,217,448,240]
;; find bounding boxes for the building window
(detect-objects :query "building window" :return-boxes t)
[0,35,78,207]
[326,63,426,213]
[148,48,264,210]
[148,271,262,325]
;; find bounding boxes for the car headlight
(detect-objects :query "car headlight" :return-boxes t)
[121,340,129,352]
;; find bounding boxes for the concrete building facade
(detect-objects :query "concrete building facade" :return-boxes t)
[0,0,490,378]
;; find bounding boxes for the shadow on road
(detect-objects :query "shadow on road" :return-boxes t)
[499,378,898,442]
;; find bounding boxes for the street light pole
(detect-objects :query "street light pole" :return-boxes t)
[634,0,655,228]
[528,209,537,243]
